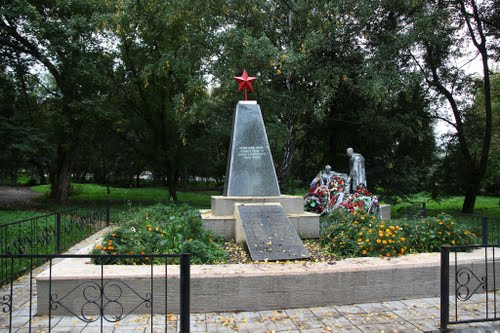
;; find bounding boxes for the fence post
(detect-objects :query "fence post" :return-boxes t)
[440,246,450,332]
[482,217,488,246]
[56,212,61,254]
[106,198,110,227]
[422,202,427,217]
[180,253,190,333]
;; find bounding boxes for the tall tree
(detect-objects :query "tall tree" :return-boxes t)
[400,0,496,212]
[0,0,114,201]
[110,0,217,200]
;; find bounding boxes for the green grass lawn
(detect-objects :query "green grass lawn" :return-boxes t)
[31,183,217,209]
[392,193,500,218]
[0,210,50,225]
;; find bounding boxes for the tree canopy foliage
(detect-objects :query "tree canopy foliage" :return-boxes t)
[0,0,497,212]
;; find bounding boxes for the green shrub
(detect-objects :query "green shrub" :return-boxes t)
[403,213,477,252]
[320,212,477,258]
[91,204,227,264]
[321,212,407,258]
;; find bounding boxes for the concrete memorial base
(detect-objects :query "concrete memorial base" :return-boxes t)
[200,195,320,240]
[37,244,500,314]
[200,196,391,240]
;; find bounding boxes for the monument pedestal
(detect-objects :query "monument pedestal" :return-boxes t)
[201,195,320,240]
[204,100,318,260]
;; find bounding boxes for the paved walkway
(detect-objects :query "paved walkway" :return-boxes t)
[1,230,500,332]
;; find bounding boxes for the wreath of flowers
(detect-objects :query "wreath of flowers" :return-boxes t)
[305,178,379,216]
[339,185,379,215]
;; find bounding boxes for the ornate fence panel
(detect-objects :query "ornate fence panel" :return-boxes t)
[440,245,500,331]
[0,207,109,284]
[0,253,190,333]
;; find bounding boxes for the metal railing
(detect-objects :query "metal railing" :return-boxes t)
[0,253,191,333]
[0,207,109,282]
[440,245,500,331]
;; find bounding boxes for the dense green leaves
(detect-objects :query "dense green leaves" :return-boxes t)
[0,0,496,209]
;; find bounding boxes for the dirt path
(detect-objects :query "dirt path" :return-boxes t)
[0,186,43,205]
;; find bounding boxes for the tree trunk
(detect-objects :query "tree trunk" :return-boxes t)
[167,169,178,201]
[50,147,72,203]
[277,124,295,186]
[181,173,188,191]
[462,171,481,213]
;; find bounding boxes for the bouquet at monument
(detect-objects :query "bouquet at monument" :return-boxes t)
[304,158,379,216]
[339,185,379,215]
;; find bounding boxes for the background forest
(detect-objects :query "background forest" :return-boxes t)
[0,0,498,213]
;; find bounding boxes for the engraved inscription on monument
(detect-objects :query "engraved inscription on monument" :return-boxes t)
[237,146,267,160]
[236,204,310,261]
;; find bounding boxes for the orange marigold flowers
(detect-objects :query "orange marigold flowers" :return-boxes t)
[365,239,370,243]
[111,233,116,237]
[108,246,115,250]
[357,238,362,242]
[148,227,152,231]
[362,250,367,255]
[102,247,107,251]
[400,237,406,242]
[358,232,363,236]
[360,216,365,220]
[382,240,387,245]
[140,251,145,255]
[95,245,102,250]
[389,226,395,230]
[386,253,391,257]
[376,239,381,244]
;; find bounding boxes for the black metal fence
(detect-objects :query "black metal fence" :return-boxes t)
[0,253,191,333]
[0,207,109,283]
[440,245,500,331]
[405,202,500,245]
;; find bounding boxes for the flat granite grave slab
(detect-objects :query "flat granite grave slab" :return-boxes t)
[235,203,310,261]
[223,101,280,197]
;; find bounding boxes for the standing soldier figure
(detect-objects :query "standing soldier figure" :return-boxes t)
[346,147,366,191]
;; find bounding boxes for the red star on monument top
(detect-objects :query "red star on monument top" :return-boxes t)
[234,69,256,100]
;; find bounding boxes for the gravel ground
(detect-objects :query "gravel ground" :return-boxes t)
[222,239,337,264]
[0,185,43,206]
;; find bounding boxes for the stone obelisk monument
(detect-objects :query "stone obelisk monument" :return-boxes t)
[200,70,319,261]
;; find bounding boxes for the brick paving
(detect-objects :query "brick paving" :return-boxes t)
[1,230,500,332]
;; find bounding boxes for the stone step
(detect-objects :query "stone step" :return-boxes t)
[200,209,319,239]
[211,195,305,216]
